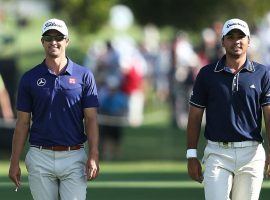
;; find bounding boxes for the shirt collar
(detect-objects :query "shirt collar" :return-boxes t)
[40,57,74,75]
[214,55,255,73]
[65,58,73,75]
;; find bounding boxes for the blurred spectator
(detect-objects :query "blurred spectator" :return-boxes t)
[154,41,171,102]
[95,40,122,89]
[141,24,170,102]
[257,12,270,65]
[169,31,200,128]
[197,24,224,65]
[247,25,261,62]
[212,21,226,61]
[212,20,223,39]
[85,40,129,159]
[99,76,128,160]
[120,60,145,127]
[114,35,148,127]
[0,73,14,122]
[200,28,218,64]
[83,40,105,72]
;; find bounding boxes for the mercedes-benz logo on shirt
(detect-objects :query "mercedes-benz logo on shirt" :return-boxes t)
[37,78,46,86]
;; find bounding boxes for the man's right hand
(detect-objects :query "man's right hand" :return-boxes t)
[187,158,203,183]
[9,162,21,188]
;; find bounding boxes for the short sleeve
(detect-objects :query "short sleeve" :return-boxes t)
[261,67,270,106]
[82,71,99,108]
[16,74,32,112]
[189,68,208,108]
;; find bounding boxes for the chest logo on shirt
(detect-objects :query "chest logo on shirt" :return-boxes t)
[37,78,46,86]
[69,78,76,84]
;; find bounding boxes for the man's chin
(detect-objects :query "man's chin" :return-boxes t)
[48,52,59,58]
[229,50,244,58]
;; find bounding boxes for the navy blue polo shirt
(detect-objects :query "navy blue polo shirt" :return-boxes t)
[17,58,99,146]
[190,56,270,142]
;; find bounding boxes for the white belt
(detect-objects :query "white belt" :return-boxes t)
[208,140,260,148]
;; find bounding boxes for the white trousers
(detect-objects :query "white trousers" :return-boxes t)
[25,147,88,200]
[128,90,144,127]
[202,143,265,200]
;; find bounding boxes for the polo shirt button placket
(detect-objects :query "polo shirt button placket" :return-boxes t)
[232,75,238,92]
[55,77,61,90]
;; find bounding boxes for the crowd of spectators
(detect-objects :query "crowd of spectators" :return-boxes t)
[3,12,270,159]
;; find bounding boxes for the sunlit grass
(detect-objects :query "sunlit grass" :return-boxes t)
[0,161,186,175]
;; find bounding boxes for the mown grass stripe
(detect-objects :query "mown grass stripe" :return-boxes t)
[0,181,202,188]
[0,161,188,175]
[2,181,270,189]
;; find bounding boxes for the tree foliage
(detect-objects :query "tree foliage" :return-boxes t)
[49,0,270,32]
[51,0,117,33]
[119,0,270,30]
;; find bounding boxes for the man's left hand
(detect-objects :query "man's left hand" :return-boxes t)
[86,156,99,180]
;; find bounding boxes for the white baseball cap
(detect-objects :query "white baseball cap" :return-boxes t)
[41,18,68,36]
[222,18,250,37]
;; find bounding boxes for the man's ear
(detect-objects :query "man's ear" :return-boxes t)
[65,38,70,46]
[221,37,224,47]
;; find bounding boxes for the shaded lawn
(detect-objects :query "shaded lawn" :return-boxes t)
[1,161,270,200]
[1,103,269,199]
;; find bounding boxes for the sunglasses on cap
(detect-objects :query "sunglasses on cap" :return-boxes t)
[42,35,67,42]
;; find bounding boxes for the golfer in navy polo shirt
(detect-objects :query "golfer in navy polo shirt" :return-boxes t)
[9,18,99,200]
[187,18,270,200]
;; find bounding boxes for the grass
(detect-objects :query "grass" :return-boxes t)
[1,103,270,199]
[2,161,270,200]
[0,161,203,200]
[1,93,270,199]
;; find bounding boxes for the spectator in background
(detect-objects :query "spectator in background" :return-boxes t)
[85,35,147,128]
[211,21,225,62]
[95,40,122,90]
[199,28,218,65]
[120,58,145,127]
[99,76,128,160]
[197,24,224,66]
[114,35,147,127]
[140,24,171,103]
[85,39,129,160]
[170,31,200,128]
[0,73,14,122]
[256,12,270,65]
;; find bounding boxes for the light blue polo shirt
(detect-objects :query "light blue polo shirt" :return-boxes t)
[17,58,99,146]
[190,56,270,142]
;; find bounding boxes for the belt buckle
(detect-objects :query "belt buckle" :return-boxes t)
[222,142,229,148]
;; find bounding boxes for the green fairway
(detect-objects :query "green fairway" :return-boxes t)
[2,161,270,200]
[2,103,270,199]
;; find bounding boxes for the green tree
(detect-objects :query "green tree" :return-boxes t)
[51,0,117,33]
[49,0,270,32]
[119,0,270,30]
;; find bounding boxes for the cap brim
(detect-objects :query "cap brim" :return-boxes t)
[225,28,247,36]
[42,27,67,36]
[223,28,249,37]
